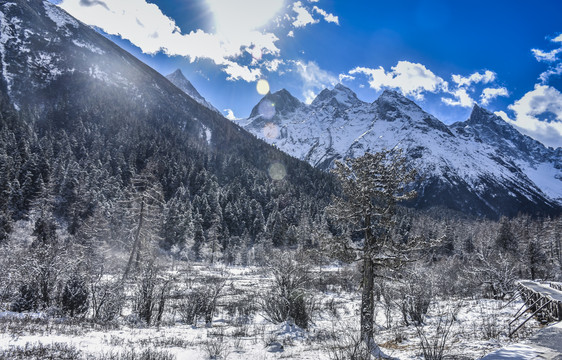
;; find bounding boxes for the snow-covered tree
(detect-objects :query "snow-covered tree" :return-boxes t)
[121,168,164,281]
[327,149,421,356]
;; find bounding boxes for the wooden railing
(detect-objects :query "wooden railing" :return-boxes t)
[508,280,562,337]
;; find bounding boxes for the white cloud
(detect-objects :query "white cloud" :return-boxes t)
[206,0,284,35]
[480,87,509,105]
[350,61,446,100]
[339,73,355,82]
[223,60,262,82]
[291,1,318,28]
[263,59,284,72]
[452,70,496,88]
[441,70,506,108]
[539,63,562,83]
[494,110,511,123]
[313,6,339,25]
[293,60,337,103]
[531,34,562,62]
[531,34,562,84]
[58,0,282,82]
[287,30,295,37]
[532,48,562,62]
[224,109,240,120]
[303,89,317,104]
[502,84,562,148]
[441,88,474,108]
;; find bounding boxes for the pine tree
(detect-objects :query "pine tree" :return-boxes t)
[61,276,89,317]
[495,216,517,253]
[327,149,421,356]
[191,212,205,261]
[121,168,164,281]
[29,205,65,308]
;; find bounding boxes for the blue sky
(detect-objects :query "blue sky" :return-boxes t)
[53,0,562,147]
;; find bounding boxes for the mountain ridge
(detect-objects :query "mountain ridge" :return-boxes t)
[0,0,334,250]
[240,85,562,218]
[165,69,221,114]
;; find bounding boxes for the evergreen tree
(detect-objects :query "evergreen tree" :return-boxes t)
[61,276,89,317]
[495,216,517,253]
[327,149,421,356]
[121,168,164,281]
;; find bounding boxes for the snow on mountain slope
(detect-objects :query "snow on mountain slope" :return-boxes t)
[242,86,562,218]
[0,0,219,143]
[165,69,221,114]
[0,0,303,163]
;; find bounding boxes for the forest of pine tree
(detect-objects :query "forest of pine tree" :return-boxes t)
[0,85,336,266]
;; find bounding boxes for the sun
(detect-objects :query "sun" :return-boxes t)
[206,0,284,36]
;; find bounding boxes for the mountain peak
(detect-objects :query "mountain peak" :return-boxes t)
[166,69,200,98]
[467,104,505,126]
[374,89,423,113]
[249,88,303,118]
[470,103,493,117]
[165,70,220,113]
[311,83,361,108]
[169,68,185,78]
[455,103,554,161]
[376,89,417,105]
[271,88,295,99]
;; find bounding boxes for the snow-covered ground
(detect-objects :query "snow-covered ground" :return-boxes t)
[0,264,544,359]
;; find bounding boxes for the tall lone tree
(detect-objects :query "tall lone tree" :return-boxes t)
[327,149,419,356]
[121,168,164,282]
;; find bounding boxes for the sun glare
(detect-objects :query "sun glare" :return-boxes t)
[256,79,270,95]
[206,0,284,36]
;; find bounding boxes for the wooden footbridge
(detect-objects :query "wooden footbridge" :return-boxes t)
[508,280,562,338]
[481,280,562,359]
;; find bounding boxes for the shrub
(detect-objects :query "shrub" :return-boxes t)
[178,276,226,327]
[415,305,459,360]
[11,284,38,313]
[327,331,372,360]
[399,271,433,326]
[94,348,176,360]
[260,254,316,329]
[0,342,81,360]
[205,331,230,360]
[61,276,89,317]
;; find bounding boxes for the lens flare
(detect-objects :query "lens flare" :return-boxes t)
[258,100,276,119]
[256,79,270,95]
[263,122,279,139]
[268,162,286,180]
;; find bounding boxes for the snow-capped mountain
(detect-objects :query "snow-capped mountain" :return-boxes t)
[165,69,221,114]
[242,86,562,218]
[0,0,242,149]
[0,0,330,198]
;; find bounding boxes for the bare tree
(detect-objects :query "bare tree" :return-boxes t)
[327,149,427,357]
[464,241,517,299]
[121,167,164,282]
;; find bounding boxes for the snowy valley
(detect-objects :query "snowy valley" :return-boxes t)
[0,1,561,360]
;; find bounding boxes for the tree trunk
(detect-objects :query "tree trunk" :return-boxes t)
[122,197,145,282]
[361,212,375,345]
[361,253,375,343]
[361,212,389,358]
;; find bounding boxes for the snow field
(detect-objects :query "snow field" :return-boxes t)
[0,263,543,359]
